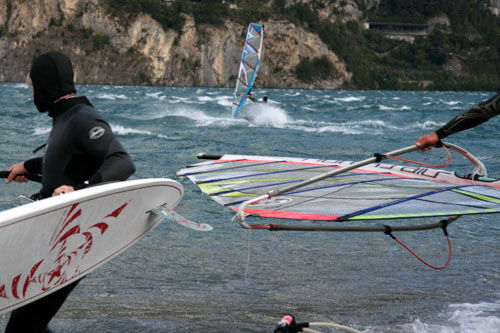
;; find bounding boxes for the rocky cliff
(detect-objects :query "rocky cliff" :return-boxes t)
[0,0,351,88]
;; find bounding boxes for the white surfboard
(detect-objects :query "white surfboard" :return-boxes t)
[0,178,183,314]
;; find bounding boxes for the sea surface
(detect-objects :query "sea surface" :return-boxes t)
[0,82,499,332]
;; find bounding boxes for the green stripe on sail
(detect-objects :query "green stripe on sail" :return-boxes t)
[198,183,259,197]
[221,192,259,198]
[348,208,499,220]
[349,214,408,220]
[349,212,451,220]
[452,189,500,203]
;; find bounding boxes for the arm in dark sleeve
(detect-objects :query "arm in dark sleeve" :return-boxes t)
[436,91,500,139]
[72,117,135,186]
[24,157,43,175]
[87,150,136,185]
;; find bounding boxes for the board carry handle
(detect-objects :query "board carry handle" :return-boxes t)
[0,171,42,183]
[232,144,423,229]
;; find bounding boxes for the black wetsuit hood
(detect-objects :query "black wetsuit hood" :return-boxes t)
[30,51,76,113]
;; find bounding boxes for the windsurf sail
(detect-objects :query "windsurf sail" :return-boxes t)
[232,23,264,118]
[177,143,500,232]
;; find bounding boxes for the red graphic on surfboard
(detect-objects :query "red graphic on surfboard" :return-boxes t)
[0,202,127,301]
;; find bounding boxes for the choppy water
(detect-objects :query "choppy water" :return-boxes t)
[0,82,499,332]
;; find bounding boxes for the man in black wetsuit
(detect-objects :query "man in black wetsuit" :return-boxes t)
[5,51,135,332]
[247,92,268,103]
[247,87,268,104]
[416,91,500,150]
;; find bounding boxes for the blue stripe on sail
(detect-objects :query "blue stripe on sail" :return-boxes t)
[195,165,339,183]
[232,96,247,118]
[250,23,262,36]
[338,185,472,220]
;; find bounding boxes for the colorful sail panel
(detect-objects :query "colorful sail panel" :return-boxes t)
[231,23,264,118]
[177,154,500,223]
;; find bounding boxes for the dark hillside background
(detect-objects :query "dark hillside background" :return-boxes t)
[2,0,500,90]
[104,0,500,90]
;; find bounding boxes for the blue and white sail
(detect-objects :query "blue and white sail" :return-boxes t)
[231,23,264,118]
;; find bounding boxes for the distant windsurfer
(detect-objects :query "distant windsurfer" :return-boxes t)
[5,51,135,332]
[416,91,500,150]
[247,90,268,103]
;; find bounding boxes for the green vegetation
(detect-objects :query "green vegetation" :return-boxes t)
[285,0,500,90]
[93,34,110,50]
[105,0,188,32]
[61,25,111,52]
[192,1,229,26]
[103,0,274,29]
[296,56,337,83]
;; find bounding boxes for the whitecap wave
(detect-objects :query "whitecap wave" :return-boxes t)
[217,96,233,107]
[441,100,462,106]
[146,92,166,101]
[379,105,411,111]
[335,96,366,102]
[403,301,500,333]
[32,127,51,136]
[170,96,191,104]
[284,119,395,135]
[134,105,203,120]
[110,124,170,139]
[243,104,291,128]
[196,96,217,102]
[146,106,243,127]
[417,120,445,129]
[14,83,29,89]
[301,106,316,111]
[96,94,128,100]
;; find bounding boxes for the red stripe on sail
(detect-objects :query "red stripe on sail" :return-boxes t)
[234,208,341,221]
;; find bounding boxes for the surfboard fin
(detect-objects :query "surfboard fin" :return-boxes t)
[150,204,213,232]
